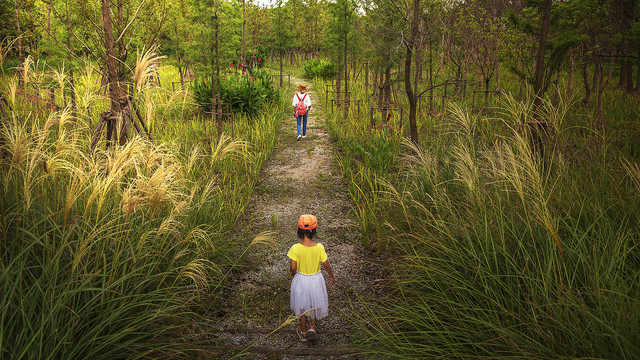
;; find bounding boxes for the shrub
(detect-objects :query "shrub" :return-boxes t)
[192,69,281,116]
[303,59,337,79]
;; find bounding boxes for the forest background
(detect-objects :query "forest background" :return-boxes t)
[1,0,640,358]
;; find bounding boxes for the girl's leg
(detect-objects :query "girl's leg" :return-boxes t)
[302,113,308,136]
[296,115,302,136]
[310,317,316,331]
[300,315,307,334]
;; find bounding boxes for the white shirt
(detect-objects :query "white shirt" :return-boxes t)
[292,92,311,109]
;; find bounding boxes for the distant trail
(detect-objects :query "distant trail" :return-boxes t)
[214,77,385,359]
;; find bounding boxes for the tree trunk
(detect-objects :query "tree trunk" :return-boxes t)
[384,65,391,106]
[405,0,420,145]
[454,61,461,98]
[47,3,51,36]
[484,77,490,107]
[242,0,246,74]
[462,57,468,99]
[178,57,184,88]
[101,0,122,114]
[336,68,342,109]
[533,0,552,114]
[625,57,634,93]
[66,1,76,116]
[566,53,574,101]
[428,41,434,111]
[495,55,501,91]
[583,58,593,105]
[213,1,222,137]
[636,55,640,91]
[14,0,24,87]
[279,51,283,87]
[618,57,628,89]
[344,27,349,118]
[597,55,615,122]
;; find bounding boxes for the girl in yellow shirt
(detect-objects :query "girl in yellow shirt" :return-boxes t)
[287,214,334,342]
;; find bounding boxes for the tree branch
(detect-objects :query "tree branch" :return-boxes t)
[115,0,147,45]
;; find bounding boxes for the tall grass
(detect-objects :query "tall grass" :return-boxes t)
[1,58,286,358]
[350,96,640,358]
[298,53,640,358]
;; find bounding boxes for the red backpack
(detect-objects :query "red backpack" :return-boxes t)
[295,93,307,116]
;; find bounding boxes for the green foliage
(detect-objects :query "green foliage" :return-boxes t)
[325,0,357,62]
[351,131,397,175]
[326,73,640,357]
[0,63,285,359]
[192,69,281,115]
[252,46,268,67]
[303,59,337,79]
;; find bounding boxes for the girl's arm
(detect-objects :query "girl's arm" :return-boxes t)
[290,259,297,275]
[322,261,334,285]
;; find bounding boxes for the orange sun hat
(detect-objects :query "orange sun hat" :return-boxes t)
[298,214,317,230]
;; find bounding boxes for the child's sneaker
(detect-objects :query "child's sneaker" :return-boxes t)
[297,135,302,141]
[306,328,316,342]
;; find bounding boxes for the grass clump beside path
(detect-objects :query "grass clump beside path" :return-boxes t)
[322,78,640,358]
[0,64,286,358]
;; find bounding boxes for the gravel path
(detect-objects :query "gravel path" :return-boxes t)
[214,79,386,359]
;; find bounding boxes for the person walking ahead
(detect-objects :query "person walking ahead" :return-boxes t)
[287,214,334,342]
[292,83,312,141]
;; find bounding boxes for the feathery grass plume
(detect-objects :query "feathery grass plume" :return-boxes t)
[157,215,183,239]
[452,141,479,199]
[190,178,219,214]
[0,36,19,70]
[622,158,640,190]
[449,102,478,145]
[3,114,32,166]
[250,231,277,247]
[50,65,67,102]
[401,138,439,187]
[137,162,183,213]
[65,175,87,221]
[105,135,143,177]
[143,89,156,129]
[8,75,18,107]
[120,184,142,220]
[209,133,249,164]
[133,46,166,93]
[184,227,216,255]
[487,118,563,257]
[43,109,61,132]
[496,87,534,128]
[160,88,189,123]
[177,259,214,291]
[539,89,576,134]
[21,55,34,87]
[185,143,203,177]
[43,106,75,137]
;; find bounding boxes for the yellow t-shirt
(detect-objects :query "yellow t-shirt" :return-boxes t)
[287,243,328,275]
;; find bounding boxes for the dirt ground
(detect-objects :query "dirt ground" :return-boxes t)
[214,79,386,359]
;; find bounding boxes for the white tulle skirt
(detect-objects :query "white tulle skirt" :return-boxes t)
[290,271,329,319]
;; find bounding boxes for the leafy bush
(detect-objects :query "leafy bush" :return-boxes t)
[192,69,281,116]
[303,59,337,79]
[252,47,268,67]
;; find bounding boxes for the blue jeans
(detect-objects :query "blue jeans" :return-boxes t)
[296,112,308,136]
